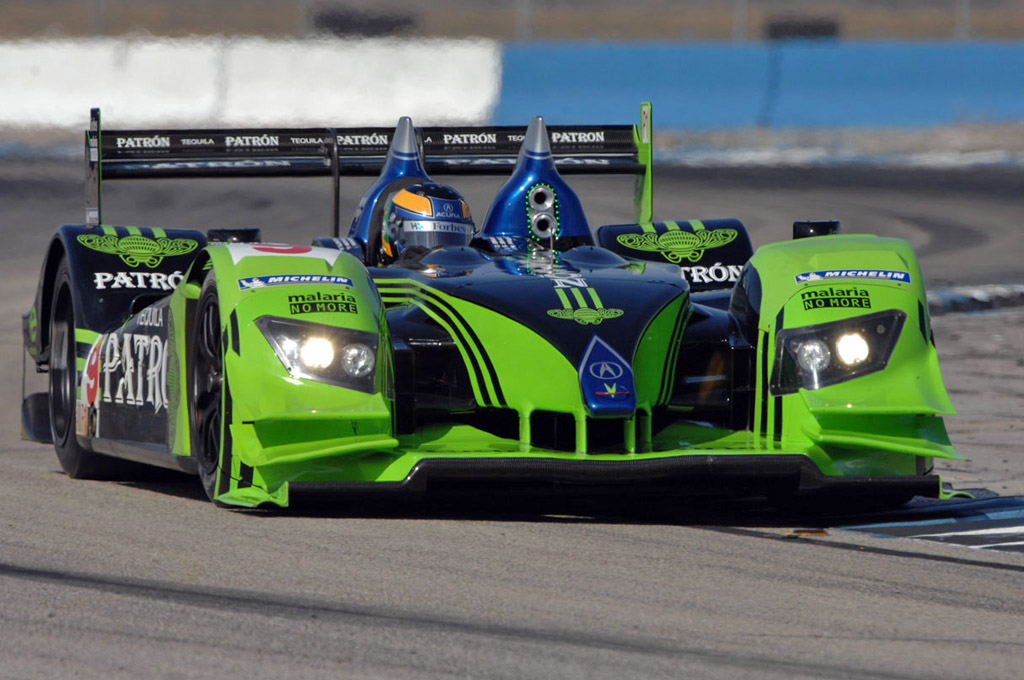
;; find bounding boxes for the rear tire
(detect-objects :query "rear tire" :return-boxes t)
[189,273,225,502]
[49,259,122,478]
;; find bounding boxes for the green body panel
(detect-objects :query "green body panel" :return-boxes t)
[632,102,654,223]
[745,234,959,473]
[164,245,398,504]
[167,272,191,458]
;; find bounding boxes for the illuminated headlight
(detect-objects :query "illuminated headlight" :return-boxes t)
[255,316,378,392]
[300,337,334,369]
[835,332,869,366]
[770,310,905,395]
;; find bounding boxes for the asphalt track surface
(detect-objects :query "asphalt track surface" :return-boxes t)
[1,162,1022,679]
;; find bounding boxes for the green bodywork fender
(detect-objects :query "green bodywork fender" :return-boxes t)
[746,234,960,470]
[165,245,395,505]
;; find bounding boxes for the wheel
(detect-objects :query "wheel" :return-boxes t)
[48,259,124,478]
[189,272,225,502]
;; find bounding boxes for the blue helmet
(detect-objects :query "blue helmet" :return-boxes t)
[380,182,475,264]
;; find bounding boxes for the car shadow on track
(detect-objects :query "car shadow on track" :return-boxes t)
[111,469,209,502]
[113,472,1011,535]
[273,491,882,530]
[269,486,1022,539]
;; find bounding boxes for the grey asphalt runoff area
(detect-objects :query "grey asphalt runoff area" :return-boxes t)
[1,162,1022,679]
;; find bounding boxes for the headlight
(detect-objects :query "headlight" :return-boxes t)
[770,310,905,395]
[341,343,374,377]
[835,332,869,366]
[300,337,335,369]
[795,339,831,373]
[255,316,378,392]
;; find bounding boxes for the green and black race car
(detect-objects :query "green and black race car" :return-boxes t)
[21,103,960,509]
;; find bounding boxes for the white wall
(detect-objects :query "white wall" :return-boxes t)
[0,37,501,129]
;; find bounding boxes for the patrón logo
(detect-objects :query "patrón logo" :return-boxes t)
[617,228,737,264]
[77,234,198,268]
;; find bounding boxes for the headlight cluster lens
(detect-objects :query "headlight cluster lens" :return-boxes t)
[795,339,831,372]
[770,310,906,395]
[341,343,374,377]
[255,316,378,392]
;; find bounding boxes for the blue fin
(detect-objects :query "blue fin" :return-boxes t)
[347,116,430,248]
[480,116,591,248]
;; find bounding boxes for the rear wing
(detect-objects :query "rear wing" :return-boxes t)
[85,103,655,236]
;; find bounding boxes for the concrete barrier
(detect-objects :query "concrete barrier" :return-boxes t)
[494,41,1024,129]
[0,39,223,127]
[495,43,770,128]
[3,38,1024,131]
[0,37,501,129]
[769,42,1024,128]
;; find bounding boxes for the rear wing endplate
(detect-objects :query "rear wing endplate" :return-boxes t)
[85,103,654,236]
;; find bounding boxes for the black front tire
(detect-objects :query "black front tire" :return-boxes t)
[189,273,225,502]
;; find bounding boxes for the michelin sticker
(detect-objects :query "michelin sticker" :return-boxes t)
[238,274,353,290]
[795,270,911,284]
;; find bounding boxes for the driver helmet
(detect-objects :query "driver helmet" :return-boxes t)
[380,182,475,264]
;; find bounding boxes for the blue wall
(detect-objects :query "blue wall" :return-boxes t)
[494,42,1024,129]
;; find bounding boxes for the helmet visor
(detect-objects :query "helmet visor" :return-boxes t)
[400,220,474,249]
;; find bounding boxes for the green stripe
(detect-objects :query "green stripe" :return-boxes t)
[126,226,142,236]
[658,300,691,405]
[376,279,502,407]
[76,356,87,370]
[569,287,587,308]
[664,221,680,231]
[554,288,572,310]
[688,219,706,231]
[586,287,604,309]
[101,225,117,236]
[639,222,656,234]
[75,328,100,345]
[381,294,487,406]
[403,291,498,407]
[657,313,680,404]
[150,227,167,238]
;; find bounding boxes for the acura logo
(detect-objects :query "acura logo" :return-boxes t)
[589,361,623,380]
